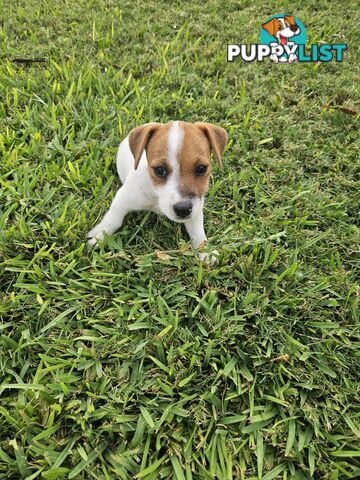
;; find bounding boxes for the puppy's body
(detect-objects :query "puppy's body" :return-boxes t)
[88,121,227,260]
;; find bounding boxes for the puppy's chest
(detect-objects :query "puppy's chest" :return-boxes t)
[124,168,161,214]
[138,195,161,215]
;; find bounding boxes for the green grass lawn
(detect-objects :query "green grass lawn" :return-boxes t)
[1,1,359,478]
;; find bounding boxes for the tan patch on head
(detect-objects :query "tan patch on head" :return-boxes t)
[144,124,172,187]
[178,122,212,197]
[195,122,228,170]
[128,123,162,169]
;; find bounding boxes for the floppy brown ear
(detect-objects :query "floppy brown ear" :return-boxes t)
[262,19,277,37]
[128,123,162,169]
[195,122,228,169]
[284,15,295,24]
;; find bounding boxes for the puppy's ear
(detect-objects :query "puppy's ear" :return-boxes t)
[196,122,227,170]
[128,123,161,169]
[262,18,277,37]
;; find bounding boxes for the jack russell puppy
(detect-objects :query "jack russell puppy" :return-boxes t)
[87,121,227,261]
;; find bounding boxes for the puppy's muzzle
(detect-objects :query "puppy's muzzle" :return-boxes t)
[173,201,192,218]
[290,25,299,33]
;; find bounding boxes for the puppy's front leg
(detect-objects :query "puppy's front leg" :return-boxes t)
[185,211,216,263]
[87,187,131,246]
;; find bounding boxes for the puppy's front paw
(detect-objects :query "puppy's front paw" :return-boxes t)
[87,236,99,248]
[87,224,106,247]
[197,250,219,265]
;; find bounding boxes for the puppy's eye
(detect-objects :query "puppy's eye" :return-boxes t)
[153,166,167,178]
[195,165,208,176]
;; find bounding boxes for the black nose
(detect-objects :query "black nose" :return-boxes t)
[290,25,299,32]
[173,201,192,218]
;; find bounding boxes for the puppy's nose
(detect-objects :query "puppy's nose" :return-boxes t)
[173,201,192,218]
[290,25,299,32]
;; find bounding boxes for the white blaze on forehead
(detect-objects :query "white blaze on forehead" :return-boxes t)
[153,121,203,222]
[167,121,184,176]
[153,121,186,221]
[279,18,286,29]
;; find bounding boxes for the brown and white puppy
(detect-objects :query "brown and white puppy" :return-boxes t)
[87,121,227,261]
[262,15,300,63]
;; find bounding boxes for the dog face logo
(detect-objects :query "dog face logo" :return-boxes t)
[228,15,347,63]
[262,16,300,46]
[260,14,306,63]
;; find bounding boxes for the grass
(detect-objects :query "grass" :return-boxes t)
[0,0,359,478]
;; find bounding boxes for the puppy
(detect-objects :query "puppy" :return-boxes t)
[262,15,300,63]
[87,121,227,261]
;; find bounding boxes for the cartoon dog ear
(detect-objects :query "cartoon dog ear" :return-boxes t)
[284,15,295,24]
[128,123,162,169]
[195,123,228,170]
[262,18,277,37]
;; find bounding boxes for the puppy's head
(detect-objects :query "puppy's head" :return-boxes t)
[128,121,227,223]
[262,15,300,45]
